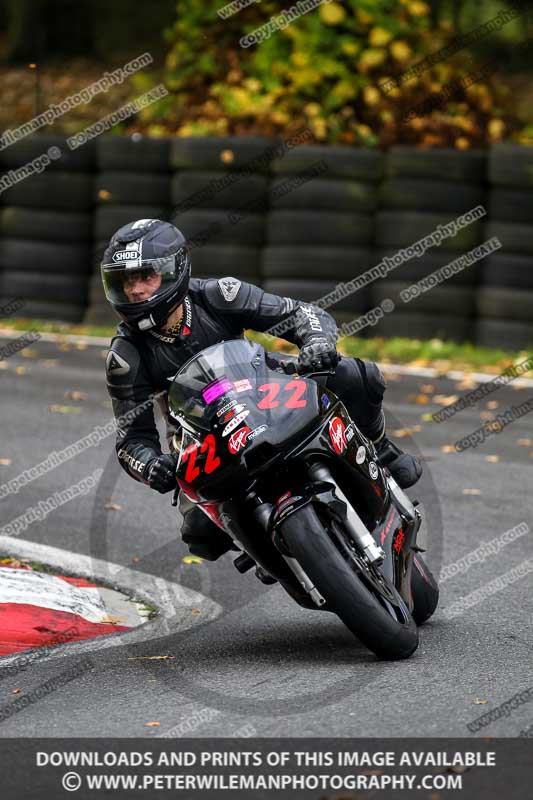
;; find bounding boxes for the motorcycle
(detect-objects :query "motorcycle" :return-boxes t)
[168,338,439,660]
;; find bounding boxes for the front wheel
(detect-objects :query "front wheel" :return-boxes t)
[279,504,419,660]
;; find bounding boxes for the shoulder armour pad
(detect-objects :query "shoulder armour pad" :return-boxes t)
[217,277,242,302]
[204,276,252,312]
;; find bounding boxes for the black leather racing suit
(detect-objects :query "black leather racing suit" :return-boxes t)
[105,277,387,559]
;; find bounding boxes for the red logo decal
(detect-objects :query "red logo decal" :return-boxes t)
[393,528,405,554]
[228,426,251,454]
[329,416,347,455]
[381,509,397,545]
[182,326,191,336]
[223,411,235,422]
[234,379,253,393]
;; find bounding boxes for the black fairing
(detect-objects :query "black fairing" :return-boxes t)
[170,339,419,609]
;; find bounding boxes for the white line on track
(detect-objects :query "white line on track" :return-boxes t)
[0,536,222,666]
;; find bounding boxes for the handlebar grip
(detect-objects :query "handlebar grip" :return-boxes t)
[282,360,298,375]
[282,353,341,376]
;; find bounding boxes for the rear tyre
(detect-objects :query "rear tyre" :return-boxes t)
[279,504,419,659]
[411,554,439,626]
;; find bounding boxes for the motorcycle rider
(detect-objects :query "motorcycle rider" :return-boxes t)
[103,219,422,561]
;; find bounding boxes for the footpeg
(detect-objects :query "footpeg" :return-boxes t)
[255,566,277,585]
[233,553,255,574]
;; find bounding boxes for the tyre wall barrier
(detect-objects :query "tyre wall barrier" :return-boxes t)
[475,144,533,350]
[0,135,94,323]
[0,136,531,349]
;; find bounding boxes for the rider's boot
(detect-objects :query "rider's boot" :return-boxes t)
[373,423,422,489]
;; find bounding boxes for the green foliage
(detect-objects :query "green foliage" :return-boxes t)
[135,0,529,146]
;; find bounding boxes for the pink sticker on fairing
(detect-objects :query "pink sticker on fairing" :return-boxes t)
[202,378,233,405]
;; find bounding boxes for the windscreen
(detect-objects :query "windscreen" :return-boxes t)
[168,339,319,444]
[168,339,262,431]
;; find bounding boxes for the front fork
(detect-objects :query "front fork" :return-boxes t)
[249,461,387,610]
[247,494,327,608]
[251,461,421,610]
[306,463,385,565]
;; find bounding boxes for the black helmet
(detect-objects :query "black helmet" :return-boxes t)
[101,219,191,331]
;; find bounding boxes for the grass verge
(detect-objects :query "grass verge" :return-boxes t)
[0,317,531,375]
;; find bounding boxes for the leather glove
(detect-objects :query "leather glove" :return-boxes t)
[297,336,340,374]
[144,453,178,494]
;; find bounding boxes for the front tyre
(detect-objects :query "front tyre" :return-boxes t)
[279,503,419,660]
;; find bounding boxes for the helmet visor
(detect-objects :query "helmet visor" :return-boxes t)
[101,250,188,305]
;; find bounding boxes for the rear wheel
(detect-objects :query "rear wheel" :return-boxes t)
[411,554,439,626]
[279,504,419,660]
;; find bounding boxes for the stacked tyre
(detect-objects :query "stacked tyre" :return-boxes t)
[372,147,486,341]
[170,137,275,286]
[476,144,533,350]
[0,135,94,323]
[262,145,383,329]
[86,135,172,326]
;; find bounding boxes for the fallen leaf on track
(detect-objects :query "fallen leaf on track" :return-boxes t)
[145,721,160,727]
[104,502,122,511]
[440,445,456,453]
[48,405,82,414]
[420,384,435,394]
[15,366,26,375]
[407,394,430,405]
[183,555,204,564]
[391,425,422,438]
[518,438,533,446]
[0,458,12,465]
[474,698,488,705]
[463,489,482,495]
[485,455,500,462]
[64,390,88,401]
[456,376,478,390]
[486,400,499,410]
[432,394,459,406]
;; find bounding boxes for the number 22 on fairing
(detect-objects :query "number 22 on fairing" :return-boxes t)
[257,381,307,410]
[180,435,221,483]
